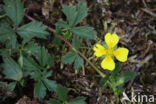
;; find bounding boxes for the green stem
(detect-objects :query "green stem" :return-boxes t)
[0,14,6,19]
[78,51,105,78]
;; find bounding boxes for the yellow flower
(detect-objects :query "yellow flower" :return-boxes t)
[93,33,129,71]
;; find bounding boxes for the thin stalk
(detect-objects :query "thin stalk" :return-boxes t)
[0,14,6,19]
[78,51,105,77]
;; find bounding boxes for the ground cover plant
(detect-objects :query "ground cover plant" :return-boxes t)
[0,0,155,104]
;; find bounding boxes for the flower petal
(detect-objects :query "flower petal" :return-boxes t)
[105,33,119,48]
[113,48,129,62]
[101,56,115,71]
[93,44,106,57]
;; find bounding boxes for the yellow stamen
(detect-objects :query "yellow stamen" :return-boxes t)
[106,48,114,57]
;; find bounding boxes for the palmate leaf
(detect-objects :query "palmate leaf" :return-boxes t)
[6,35,18,48]
[0,20,18,49]
[34,80,46,99]
[72,36,81,50]
[62,52,77,64]
[56,85,68,101]
[5,82,16,92]
[3,0,24,26]
[117,70,136,85]
[23,47,54,71]
[24,42,40,55]
[23,57,40,71]
[0,21,18,48]
[2,57,23,81]
[74,55,83,71]
[23,46,54,71]
[71,26,97,39]
[61,1,96,39]
[56,20,69,29]
[31,71,41,81]
[62,0,88,27]
[73,0,88,26]
[47,99,61,104]
[43,79,57,92]
[0,49,11,57]
[62,52,83,71]
[32,71,57,99]
[62,5,77,27]
[33,72,57,99]
[0,82,5,87]
[0,21,15,42]
[17,21,49,41]
[42,70,53,79]
[69,97,86,104]
[36,47,54,68]
[41,71,57,92]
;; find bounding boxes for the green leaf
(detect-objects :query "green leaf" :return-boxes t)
[42,70,53,79]
[45,51,54,68]
[73,0,88,26]
[3,0,24,26]
[62,52,77,64]
[37,47,54,68]
[0,21,18,48]
[64,30,72,40]
[31,71,41,81]
[0,49,11,57]
[62,1,88,26]
[111,63,121,77]
[47,99,61,104]
[24,42,40,55]
[6,34,18,48]
[56,20,69,29]
[71,26,96,39]
[5,82,16,92]
[56,85,68,101]
[74,55,83,71]
[0,48,18,57]
[0,82,5,87]
[17,21,49,40]
[43,79,57,92]
[2,57,23,81]
[69,97,86,104]
[0,21,16,43]
[62,5,77,26]
[34,81,46,99]
[72,36,81,50]
[62,52,83,71]
[117,70,136,85]
[23,57,39,71]
[100,71,111,87]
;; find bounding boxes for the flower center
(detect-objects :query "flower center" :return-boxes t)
[106,48,114,56]
[108,42,114,48]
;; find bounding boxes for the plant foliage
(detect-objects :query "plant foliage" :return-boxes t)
[100,63,136,96]
[47,85,86,104]
[0,0,56,99]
